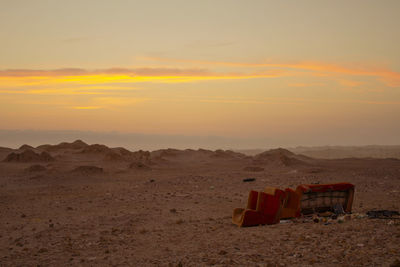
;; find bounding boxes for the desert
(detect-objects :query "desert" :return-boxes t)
[2,1,400,266]
[1,140,399,266]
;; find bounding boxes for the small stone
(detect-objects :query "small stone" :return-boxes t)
[218,250,227,255]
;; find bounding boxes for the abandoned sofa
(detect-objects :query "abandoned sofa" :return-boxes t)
[232,182,355,227]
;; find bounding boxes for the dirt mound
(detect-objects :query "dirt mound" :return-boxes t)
[19,144,35,150]
[112,147,132,156]
[255,148,295,158]
[25,164,47,172]
[72,165,103,174]
[3,150,55,163]
[103,148,152,163]
[37,140,88,151]
[212,149,246,159]
[151,148,181,158]
[253,148,308,167]
[104,151,125,161]
[80,144,111,154]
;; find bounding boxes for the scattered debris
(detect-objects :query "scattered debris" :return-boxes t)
[333,203,345,215]
[366,210,400,219]
[242,178,256,182]
[233,183,355,227]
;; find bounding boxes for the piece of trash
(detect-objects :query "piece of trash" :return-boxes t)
[232,183,355,227]
[333,203,345,215]
[242,178,256,182]
[280,219,292,224]
[319,211,333,217]
[366,210,400,219]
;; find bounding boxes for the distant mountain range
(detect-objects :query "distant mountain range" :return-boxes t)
[237,145,400,159]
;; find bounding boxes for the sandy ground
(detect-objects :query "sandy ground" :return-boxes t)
[0,141,400,266]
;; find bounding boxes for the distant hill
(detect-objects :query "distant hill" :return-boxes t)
[287,145,400,159]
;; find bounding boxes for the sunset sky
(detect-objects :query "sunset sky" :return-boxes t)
[1,1,399,148]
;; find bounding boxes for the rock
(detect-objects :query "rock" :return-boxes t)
[218,250,227,255]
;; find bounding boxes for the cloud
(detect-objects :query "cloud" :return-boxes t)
[0,67,286,89]
[143,57,400,87]
[0,67,286,80]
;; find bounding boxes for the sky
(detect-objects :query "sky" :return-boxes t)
[0,0,399,149]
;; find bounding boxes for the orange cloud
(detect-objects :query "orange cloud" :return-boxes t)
[143,57,400,87]
[0,67,285,88]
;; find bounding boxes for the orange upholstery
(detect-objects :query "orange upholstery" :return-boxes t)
[232,188,286,227]
[281,188,301,219]
[233,183,355,226]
